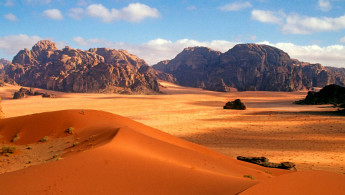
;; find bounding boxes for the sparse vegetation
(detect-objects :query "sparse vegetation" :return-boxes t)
[65,127,74,134]
[264,170,272,175]
[243,175,255,180]
[11,134,20,142]
[1,146,16,156]
[73,142,78,147]
[52,154,58,158]
[40,136,48,142]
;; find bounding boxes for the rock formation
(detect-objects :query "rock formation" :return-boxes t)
[153,44,345,92]
[0,58,10,68]
[237,156,296,171]
[6,40,164,94]
[13,87,55,99]
[0,58,14,86]
[223,99,246,110]
[295,84,345,105]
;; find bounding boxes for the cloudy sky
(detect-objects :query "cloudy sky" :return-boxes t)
[1,0,345,67]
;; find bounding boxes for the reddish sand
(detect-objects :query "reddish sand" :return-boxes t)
[0,110,344,194]
[0,110,279,194]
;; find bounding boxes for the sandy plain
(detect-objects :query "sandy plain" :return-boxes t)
[1,81,344,174]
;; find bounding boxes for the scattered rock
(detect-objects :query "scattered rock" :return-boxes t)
[237,156,296,171]
[13,87,55,99]
[223,99,246,110]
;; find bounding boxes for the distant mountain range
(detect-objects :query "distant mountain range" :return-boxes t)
[1,41,345,93]
[152,44,345,92]
[4,40,174,94]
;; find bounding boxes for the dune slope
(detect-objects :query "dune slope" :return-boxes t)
[241,170,345,195]
[0,110,278,194]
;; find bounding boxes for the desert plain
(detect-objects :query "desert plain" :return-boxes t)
[0,81,345,194]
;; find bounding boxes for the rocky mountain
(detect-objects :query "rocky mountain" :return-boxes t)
[6,40,166,94]
[0,58,13,86]
[153,44,345,92]
[0,58,10,68]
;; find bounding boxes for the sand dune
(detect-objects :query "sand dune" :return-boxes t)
[0,110,279,194]
[0,110,344,194]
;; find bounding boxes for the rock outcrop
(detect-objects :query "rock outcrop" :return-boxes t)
[0,58,14,86]
[6,40,163,94]
[223,99,246,110]
[237,156,296,171]
[13,87,55,99]
[295,84,345,105]
[0,58,10,68]
[153,44,345,92]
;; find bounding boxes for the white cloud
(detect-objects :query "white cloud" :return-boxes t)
[69,3,160,23]
[219,1,252,11]
[251,9,284,24]
[86,4,120,22]
[121,3,160,22]
[43,9,63,20]
[282,14,345,34]
[0,34,42,56]
[318,0,331,12]
[339,36,345,43]
[4,13,18,21]
[252,9,345,34]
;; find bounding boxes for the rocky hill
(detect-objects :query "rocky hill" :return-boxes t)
[153,44,345,92]
[0,58,10,68]
[6,40,166,94]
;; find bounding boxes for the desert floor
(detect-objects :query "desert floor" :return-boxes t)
[1,81,344,174]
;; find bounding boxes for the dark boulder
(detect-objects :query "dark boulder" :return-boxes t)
[237,156,296,171]
[223,99,246,110]
[295,84,345,105]
[13,87,55,99]
[13,87,35,99]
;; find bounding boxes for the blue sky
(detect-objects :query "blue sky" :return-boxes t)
[1,0,345,67]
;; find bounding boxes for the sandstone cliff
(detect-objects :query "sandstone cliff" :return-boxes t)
[153,44,345,91]
[6,40,162,94]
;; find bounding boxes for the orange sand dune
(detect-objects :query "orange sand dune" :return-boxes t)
[1,110,345,194]
[0,110,281,194]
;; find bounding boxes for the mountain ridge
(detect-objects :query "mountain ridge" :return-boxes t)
[5,40,170,94]
[153,44,345,91]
